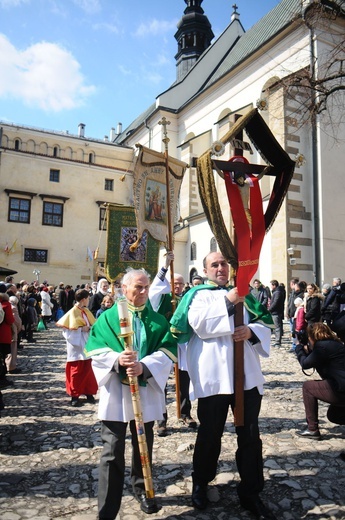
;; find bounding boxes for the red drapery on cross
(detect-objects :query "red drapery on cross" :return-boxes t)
[223,158,265,297]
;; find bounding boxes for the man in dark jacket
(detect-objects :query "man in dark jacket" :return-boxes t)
[322,278,342,325]
[250,279,269,308]
[269,280,286,347]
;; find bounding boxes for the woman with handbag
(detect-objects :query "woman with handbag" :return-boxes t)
[295,322,345,439]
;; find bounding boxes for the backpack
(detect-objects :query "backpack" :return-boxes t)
[0,302,4,325]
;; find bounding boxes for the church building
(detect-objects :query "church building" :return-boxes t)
[116,0,345,287]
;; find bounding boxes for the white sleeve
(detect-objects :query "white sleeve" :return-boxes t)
[247,321,271,358]
[148,275,171,312]
[188,290,235,339]
[141,350,173,393]
[91,350,119,386]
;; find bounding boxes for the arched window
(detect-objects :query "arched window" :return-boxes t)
[89,152,95,163]
[14,139,20,151]
[191,242,197,260]
[210,237,217,252]
[53,146,58,157]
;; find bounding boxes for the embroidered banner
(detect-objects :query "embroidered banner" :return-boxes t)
[105,205,160,282]
[132,145,187,247]
[197,108,295,294]
[224,157,265,297]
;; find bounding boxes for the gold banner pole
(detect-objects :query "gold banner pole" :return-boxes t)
[158,117,181,419]
[117,299,157,507]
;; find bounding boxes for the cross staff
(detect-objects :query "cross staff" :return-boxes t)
[197,108,295,427]
[158,116,181,419]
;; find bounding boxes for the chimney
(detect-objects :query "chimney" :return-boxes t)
[78,123,85,138]
[117,122,122,135]
[110,127,116,142]
[104,136,109,142]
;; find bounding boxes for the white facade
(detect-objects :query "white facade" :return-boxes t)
[0,123,134,285]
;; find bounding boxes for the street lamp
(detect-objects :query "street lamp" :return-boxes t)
[33,269,41,283]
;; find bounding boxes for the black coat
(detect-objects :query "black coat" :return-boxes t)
[89,291,106,316]
[287,289,305,318]
[305,293,323,323]
[250,286,269,308]
[296,339,345,393]
[269,286,285,315]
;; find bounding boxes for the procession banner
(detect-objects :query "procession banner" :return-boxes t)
[131,145,187,248]
[197,107,295,292]
[105,205,160,282]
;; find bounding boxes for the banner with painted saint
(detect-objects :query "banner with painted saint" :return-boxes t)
[132,145,187,247]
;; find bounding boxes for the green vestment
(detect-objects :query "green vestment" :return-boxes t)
[170,283,274,343]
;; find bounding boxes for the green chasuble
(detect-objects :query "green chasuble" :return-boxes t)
[156,293,181,321]
[170,282,274,343]
[85,301,177,385]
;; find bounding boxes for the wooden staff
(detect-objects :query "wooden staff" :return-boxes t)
[158,117,181,419]
[117,299,156,503]
[234,299,244,427]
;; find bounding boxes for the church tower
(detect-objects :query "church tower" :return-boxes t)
[175,0,214,81]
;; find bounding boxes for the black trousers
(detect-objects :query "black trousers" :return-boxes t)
[157,369,192,427]
[193,388,264,500]
[179,369,192,417]
[98,419,154,520]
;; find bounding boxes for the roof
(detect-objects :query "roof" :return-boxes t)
[202,0,302,90]
[116,102,157,142]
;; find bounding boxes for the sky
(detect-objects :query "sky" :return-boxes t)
[0,0,281,140]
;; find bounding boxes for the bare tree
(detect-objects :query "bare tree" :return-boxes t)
[273,1,345,133]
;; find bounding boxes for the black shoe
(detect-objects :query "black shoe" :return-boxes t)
[134,492,158,514]
[86,395,96,403]
[240,496,277,519]
[192,482,208,510]
[0,378,14,389]
[157,425,167,437]
[296,428,321,439]
[70,397,81,407]
[9,368,22,374]
[182,416,197,429]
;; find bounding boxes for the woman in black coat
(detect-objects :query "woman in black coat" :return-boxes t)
[304,283,323,324]
[295,322,345,439]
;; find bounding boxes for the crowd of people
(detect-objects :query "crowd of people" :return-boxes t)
[1,267,345,520]
[0,277,118,407]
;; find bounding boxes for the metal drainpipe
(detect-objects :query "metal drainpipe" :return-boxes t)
[145,120,151,148]
[305,10,321,286]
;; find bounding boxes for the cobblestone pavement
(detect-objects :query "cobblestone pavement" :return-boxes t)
[1,323,345,520]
